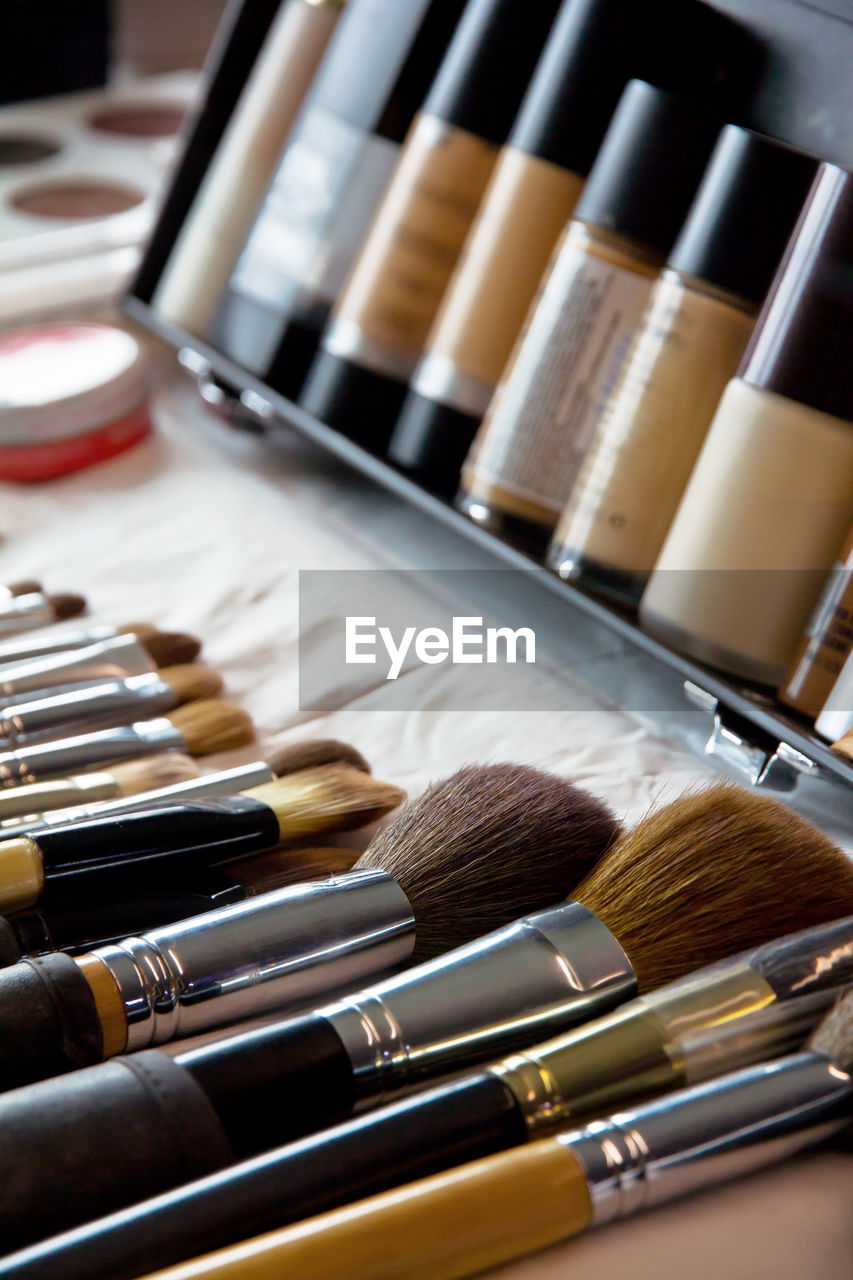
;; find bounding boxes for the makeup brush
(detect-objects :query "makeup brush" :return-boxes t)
[0,665,223,747]
[0,698,254,791]
[1,845,361,965]
[30,784,852,1278]
[0,626,202,670]
[0,581,42,599]
[0,591,86,637]
[129,991,853,1280]
[0,762,401,914]
[0,633,178,699]
[0,753,202,822]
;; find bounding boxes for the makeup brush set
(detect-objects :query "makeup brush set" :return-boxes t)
[0,578,849,1277]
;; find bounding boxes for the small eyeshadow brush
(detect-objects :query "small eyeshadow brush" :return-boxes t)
[0,632,197,700]
[0,591,86,637]
[0,624,200,670]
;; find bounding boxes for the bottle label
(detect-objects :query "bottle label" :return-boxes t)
[466,233,654,516]
[229,105,400,316]
[323,114,499,382]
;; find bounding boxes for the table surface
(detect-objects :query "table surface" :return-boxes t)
[0,341,850,1279]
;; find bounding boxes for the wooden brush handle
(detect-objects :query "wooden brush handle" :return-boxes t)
[0,953,103,1092]
[11,1072,530,1280]
[134,1140,592,1280]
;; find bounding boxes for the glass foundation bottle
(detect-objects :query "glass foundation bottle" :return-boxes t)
[456,81,721,553]
[779,523,853,723]
[299,0,563,450]
[548,126,817,605]
[640,164,853,686]
[207,0,465,399]
[390,0,755,497]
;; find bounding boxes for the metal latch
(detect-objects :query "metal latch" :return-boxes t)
[179,349,274,435]
[683,681,821,791]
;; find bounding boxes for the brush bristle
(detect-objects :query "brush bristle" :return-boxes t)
[48,592,87,620]
[267,740,371,777]
[225,846,361,894]
[576,783,853,992]
[160,665,224,704]
[6,580,42,597]
[109,753,202,794]
[143,631,203,666]
[169,700,255,755]
[250,766,405,838]
[809,991,853,1072]
[355,764,619,963]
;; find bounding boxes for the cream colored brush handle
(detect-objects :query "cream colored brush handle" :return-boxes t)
[138,1139,591,1280]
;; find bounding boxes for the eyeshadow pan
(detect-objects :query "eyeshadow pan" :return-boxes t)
[0,135,62,166]
[87,103,186,138]
[9,178,145,220]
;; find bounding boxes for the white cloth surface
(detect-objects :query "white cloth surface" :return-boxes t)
[0,343,850,1277]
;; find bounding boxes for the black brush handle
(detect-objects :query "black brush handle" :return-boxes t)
[0,953,102,1091]
[0,1051,233,1254]
[176,1012,358,1157]
[30,796,280,884]
[0,1071,527,1280]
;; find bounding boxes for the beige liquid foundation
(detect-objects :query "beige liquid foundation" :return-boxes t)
[548,126,818,605]
[390,0,756,496]
[298,0,564,450]
[456,81,721,553]
[640,164,853,686]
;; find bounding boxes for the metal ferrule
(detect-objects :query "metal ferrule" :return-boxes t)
[748,914,853,998]
[0,594,55,636]
[94,868,415,1050]
[321,902,637,1103]
[565,1051,852,1226]
[0,626,117,669]
[0,635,152,700]
[0,718,185,786]
[0,673,174,747]
[493,960,780,1137]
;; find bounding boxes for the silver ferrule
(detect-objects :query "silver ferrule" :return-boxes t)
[0,626,117,669]
[94,868,415,1050]
[321,901,637,1102]
[0,673,175,747]
[5,761,276,831]
[0,594,55,636]
[0,634,152,700]
[566,1051,852,1226]
[0,717,185,786]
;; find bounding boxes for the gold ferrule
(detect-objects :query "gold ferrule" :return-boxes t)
[0,836,44,910]
[495,962,777,1136]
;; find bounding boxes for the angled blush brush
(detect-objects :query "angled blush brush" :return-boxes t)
[0,698,254,791]
[132,990,853,1280]
[30,783,853,1279]
[0,591,86,637]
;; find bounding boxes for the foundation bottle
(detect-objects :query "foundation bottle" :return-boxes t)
[152,0,347,339]
[549,127,817,605]
[390,0,756,496]
[207,0,465,398]
[298,0,564,450]
[639,164,853,687]
[781,524,853,723]
[456,81,721,553]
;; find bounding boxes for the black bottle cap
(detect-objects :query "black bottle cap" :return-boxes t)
[423,0,563,147]
[739,163,853,424]
[312,0,465,144]
[510,0,759,176]
[669,126,818,306]
[572,80,722,259]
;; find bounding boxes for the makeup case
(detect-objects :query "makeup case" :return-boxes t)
[123,0,853,804]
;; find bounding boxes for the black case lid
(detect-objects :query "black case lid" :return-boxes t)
[739,163,853,423]
[669,126,818,306]
[423,0,563,146]
[510,0,758,175]
[573,80,722,258]
[310,0,465,144]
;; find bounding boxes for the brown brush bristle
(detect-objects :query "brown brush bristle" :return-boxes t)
[225,846,361,894]
[169,700,255,755]
[142,632,203,666]
[160,665,224,704]
[48,592,87,620]
[250,767,405,838]
[6,580,42,597]
[109,753,202,794]
[830,729,853,762]
[575,783,853,993]
[355,764,619,963]
[267,740,371,777]
[809,990,853,1072]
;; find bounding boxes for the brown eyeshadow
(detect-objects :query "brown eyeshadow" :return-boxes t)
[86,103,186,138]
[9,178,145,220]
[0,135,62,166]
